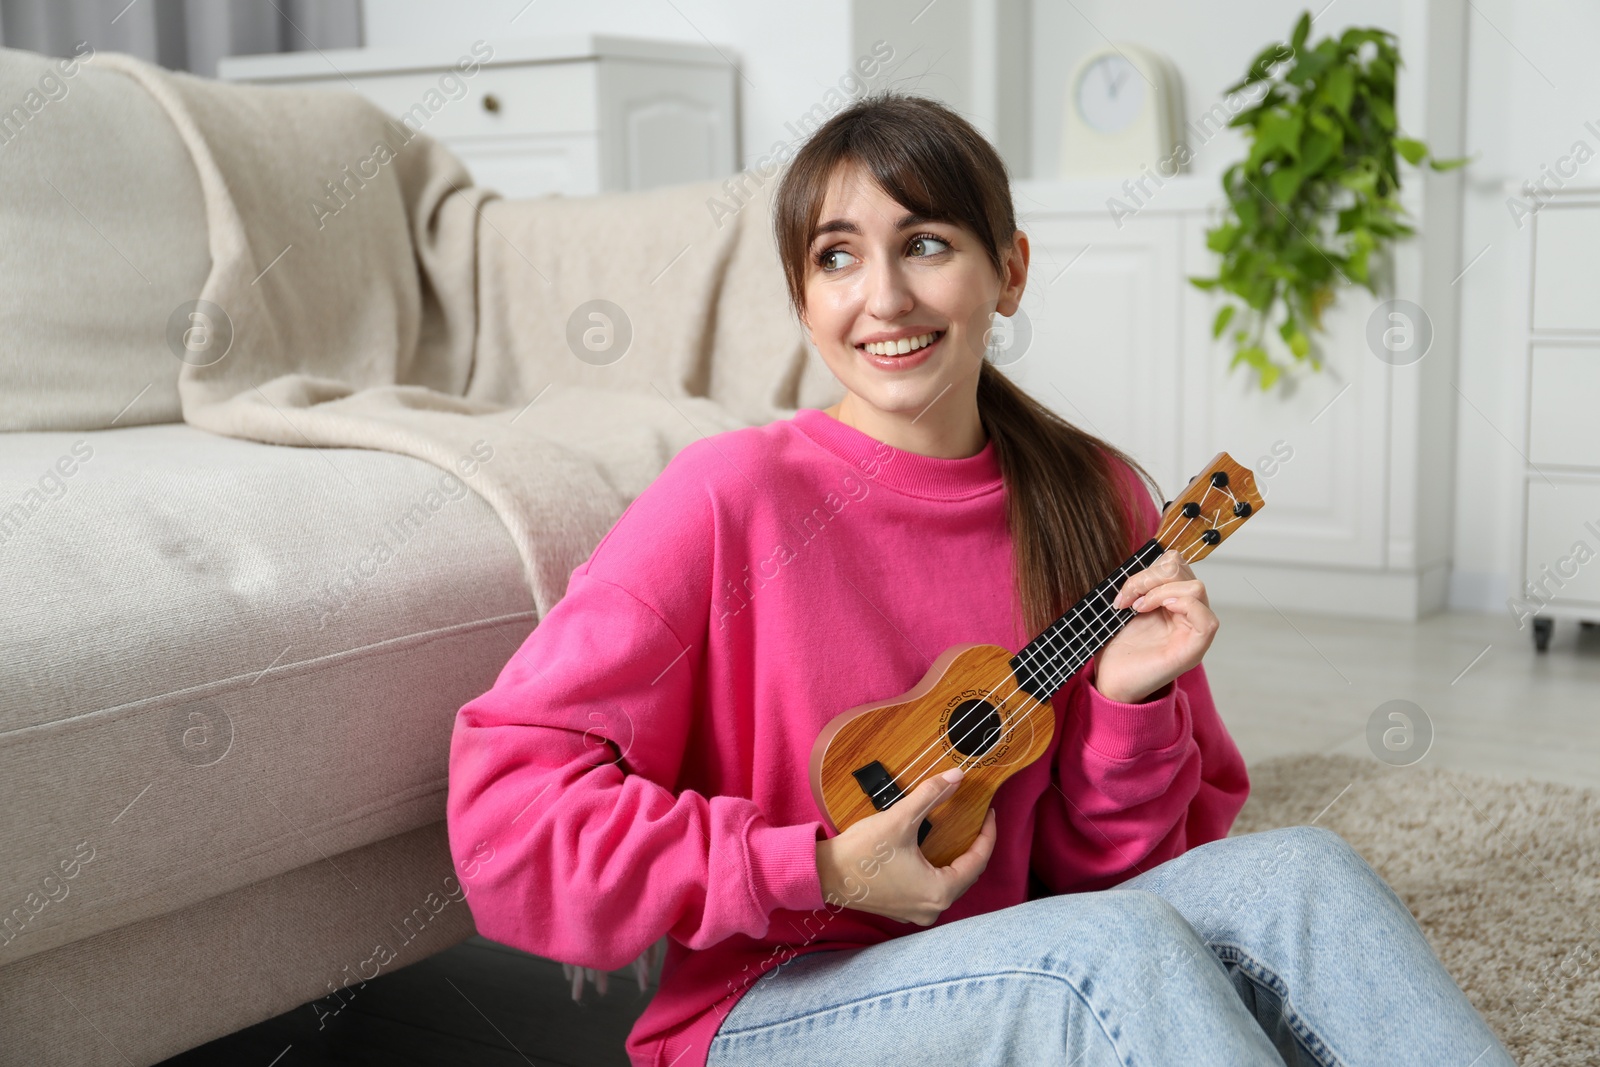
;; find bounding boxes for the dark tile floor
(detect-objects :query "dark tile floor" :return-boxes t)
[157,936,660,1066]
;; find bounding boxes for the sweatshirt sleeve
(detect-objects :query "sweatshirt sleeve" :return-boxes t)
[1026,459,1251,896]
[446,449,827,972]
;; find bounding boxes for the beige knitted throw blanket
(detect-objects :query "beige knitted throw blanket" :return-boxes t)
[95,51,830,619]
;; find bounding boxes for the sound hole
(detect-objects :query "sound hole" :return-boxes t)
[947,699,1002,758]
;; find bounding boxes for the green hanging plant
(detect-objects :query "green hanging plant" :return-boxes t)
[1189,11,1472,389]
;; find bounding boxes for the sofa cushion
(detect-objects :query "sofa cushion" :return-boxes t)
[0,45,210,431]
[0,424,535,965]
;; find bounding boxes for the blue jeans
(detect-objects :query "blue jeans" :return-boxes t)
[706,825,1514,1066]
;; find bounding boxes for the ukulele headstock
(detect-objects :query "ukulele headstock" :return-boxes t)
[1155,452,1265,564]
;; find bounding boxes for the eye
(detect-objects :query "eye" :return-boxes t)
[908,233,951,258]
[814,247,857,273]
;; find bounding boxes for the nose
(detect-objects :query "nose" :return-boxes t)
[864,253,915,322]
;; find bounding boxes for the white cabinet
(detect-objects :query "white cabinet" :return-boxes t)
[217,34,737,199]
[1178,213,1393,573]
[1006,212,1183,496]
[1510,195,1600,649]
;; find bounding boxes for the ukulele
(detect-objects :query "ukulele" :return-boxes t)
[808,452,1265,867]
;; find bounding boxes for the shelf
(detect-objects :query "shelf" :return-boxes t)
[216,33,736,83]
[1012,173,1226,216]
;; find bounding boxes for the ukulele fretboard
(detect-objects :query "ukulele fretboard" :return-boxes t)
[1008,537,1166,701]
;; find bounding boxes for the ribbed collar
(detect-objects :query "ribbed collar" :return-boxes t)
[790,407,1004,500]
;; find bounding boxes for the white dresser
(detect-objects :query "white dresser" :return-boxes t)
[217,34,738,198]
[1510,188,1600,651]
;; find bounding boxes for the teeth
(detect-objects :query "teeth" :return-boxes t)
[863,332,939,356]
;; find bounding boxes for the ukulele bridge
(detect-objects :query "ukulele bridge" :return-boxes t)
[850,760,934,846]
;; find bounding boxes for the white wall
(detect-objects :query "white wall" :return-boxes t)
[365,0,1570,613]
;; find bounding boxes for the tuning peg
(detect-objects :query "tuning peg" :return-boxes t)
[1162,500,1173,511]
[1181,502,1201,518]
[1233,501,1252,517]
[1200,529,1222,545]
[1210,471,1229,488]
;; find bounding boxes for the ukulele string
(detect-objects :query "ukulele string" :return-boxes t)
[870,538,1187,810]
[922,481,1238,787]
[887,471,1259,824]
[869,484,1224,810]
[947,479,1237,746]
[934,535,1196,785]
[886,511,1202,804]
[876,473,1251,812]
[932,489,1225,771]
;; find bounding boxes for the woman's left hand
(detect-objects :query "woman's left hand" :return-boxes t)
[1091,550,1219,704]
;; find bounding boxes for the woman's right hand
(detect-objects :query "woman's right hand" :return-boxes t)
[815,768,997,926]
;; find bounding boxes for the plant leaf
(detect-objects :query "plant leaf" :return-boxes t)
[1237,345,1270,373]
[1268,165,1305,204]
[1206,223,1242,254]
[1367,93,1396,131]
[1252,111,1304,164]
[1301,128,1338,173]
[1338,164,1379,195]
[1395,137,1427,165]
[1291,12,1311,51]
[1322,65,1355,116]
[1286,326,1311,358]
[1212,304,1237,339]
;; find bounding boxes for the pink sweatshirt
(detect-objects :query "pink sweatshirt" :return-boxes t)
[446,406,1250,1067]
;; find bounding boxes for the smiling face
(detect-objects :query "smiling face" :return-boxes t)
[798,160,1029,433]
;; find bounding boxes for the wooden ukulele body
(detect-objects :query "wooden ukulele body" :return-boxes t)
[808,643,1055,868]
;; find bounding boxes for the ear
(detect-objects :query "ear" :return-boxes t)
[994,230,1030,317]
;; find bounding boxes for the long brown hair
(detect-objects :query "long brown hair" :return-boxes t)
[772,90,1158,639]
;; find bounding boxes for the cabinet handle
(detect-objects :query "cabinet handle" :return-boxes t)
[482,93,501,113]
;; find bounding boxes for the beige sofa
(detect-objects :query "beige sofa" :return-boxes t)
[0,44,830,1065]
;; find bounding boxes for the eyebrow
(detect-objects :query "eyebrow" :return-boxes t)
[810,212,940,244]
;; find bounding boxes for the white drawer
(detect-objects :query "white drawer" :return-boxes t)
[1524,479,1600,607]
[268,61,599,142]
[1533,204,1600,331]
[1529,345,1600,468]
[447,134,599,199]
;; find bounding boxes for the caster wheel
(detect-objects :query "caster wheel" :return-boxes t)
[1533,617,1553,653]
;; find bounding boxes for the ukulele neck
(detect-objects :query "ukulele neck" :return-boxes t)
[1008,537,1166,701]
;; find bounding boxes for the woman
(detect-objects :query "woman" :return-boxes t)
[446,92,1514,1067]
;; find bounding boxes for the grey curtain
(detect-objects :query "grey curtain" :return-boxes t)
[0,0,360,78]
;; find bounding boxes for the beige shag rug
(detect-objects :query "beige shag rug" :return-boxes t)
[1233,754,1599,1066]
